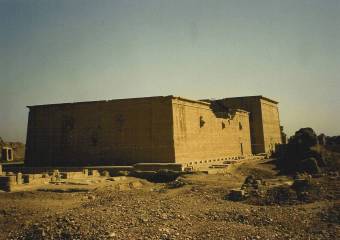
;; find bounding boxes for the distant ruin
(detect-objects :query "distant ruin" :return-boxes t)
[25,95,282,169]
[1,147,13,162]
[0,137,14,162]
[0,137,25,162]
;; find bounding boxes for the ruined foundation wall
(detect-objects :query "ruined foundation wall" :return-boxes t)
[172,98,252,167]
[25,97,175,166]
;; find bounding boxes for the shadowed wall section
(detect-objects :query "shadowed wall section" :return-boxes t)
[25,96,175,166]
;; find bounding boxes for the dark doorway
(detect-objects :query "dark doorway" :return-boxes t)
[8,149,12,160]
[240,143,243,156]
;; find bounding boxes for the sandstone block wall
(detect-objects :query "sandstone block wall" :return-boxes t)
[25,96,175,166]
[217,96,282,154]
[172,98,252,168]
[217,97,264,153]
[260,99,282,153]
[26,95,279,167]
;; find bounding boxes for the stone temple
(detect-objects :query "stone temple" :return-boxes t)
[25,95,282,169]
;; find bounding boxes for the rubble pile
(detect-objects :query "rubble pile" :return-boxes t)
[228,175,265,202]
[227,173,336,206]
[166,177,192,189]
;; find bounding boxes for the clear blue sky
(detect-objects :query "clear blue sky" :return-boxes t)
[1,0,339,142]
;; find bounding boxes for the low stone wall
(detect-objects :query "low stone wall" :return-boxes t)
[0,156,260,192]
[0,165,134,192]
[23,174,50,184]
[2,157,261,174]
[2,164,134,174]
[133,163,182,172]
[60,171,88,179]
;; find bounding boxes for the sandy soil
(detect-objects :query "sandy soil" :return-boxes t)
[0,159,339,240]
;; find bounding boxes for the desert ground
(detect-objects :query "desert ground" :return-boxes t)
[0,158,338,240]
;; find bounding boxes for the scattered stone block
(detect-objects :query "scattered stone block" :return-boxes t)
[101,170,110,177]
[255,179,262,185]
[129,181,143,189]
[252,179,263,189]
[89,170,100,177]
[183,167,194,172]
[60,172,87,179]
[16,173,23,184]
[108,176,127,181]
[167,179,186,188]
[244,175,256,185]
[50,176,58,182]
[52,170,60,178]
[115,170,129,176]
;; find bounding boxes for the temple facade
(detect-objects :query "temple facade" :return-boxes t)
[25,95,281,168]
